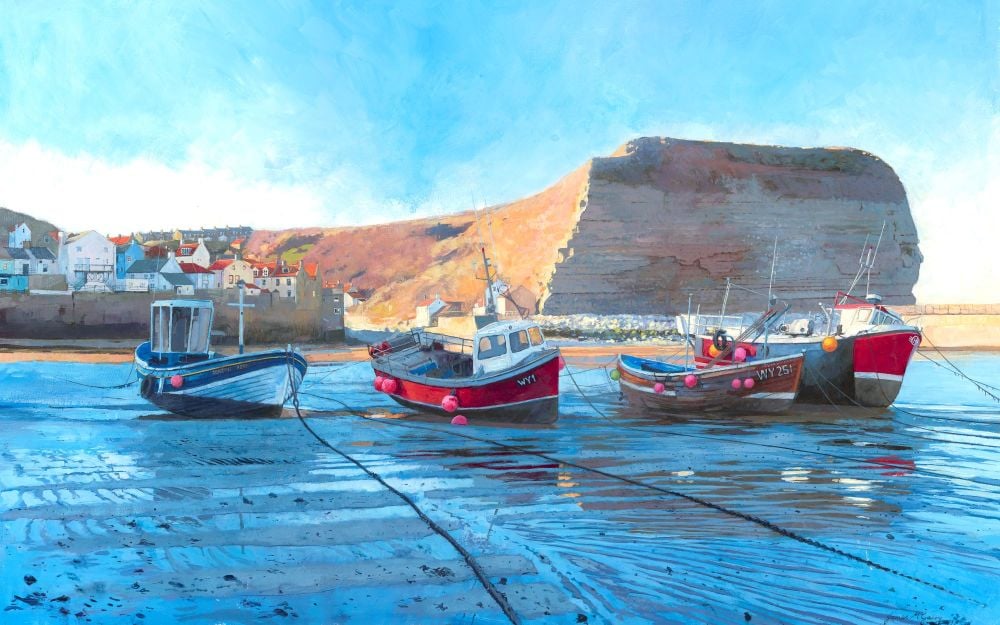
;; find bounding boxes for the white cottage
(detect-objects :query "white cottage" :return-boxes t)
[7,223,30,248]
[175,238,211,268]
[59,231,115,291]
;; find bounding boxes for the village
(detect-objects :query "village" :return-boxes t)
[0,222,381,342]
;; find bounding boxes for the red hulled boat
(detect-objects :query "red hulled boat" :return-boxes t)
[688,291,921,407]
[370,319,560,424]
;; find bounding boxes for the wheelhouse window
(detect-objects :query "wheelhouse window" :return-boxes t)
[170,307,193,352]
[188,307,212,352]
[151,306,169,352]
[477,334,508,359]
[528,327,545,346]
[510,330,530,353]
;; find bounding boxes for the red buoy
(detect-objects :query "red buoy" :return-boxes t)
[170,374,184,389]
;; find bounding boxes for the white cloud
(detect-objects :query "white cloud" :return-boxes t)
[0,139,369,233]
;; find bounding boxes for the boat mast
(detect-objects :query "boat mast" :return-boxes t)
[684,293,692,370]
[866,221,886,297]
[480,246,496,315]
[767,235,778,307]
[227,279,255,355]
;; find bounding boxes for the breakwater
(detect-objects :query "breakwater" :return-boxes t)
[0,291,340,343]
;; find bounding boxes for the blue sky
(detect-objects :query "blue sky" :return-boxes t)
[0,0,996,301]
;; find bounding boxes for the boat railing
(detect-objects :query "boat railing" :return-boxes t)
[412,329,474,355]
[679,313,750,336]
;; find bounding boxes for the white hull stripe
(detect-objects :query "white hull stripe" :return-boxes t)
[620,379,795,401]
[392,393,559,411]
[855,372,904,382]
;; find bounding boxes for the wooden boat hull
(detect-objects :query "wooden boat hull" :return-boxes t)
[695,328,920,407]
[372,349,561,424]
[135,342,308,418]
[618,353,804,416]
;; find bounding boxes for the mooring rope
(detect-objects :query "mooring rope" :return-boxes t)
[297,376,978,606]
[916,336,1000,403]
[287,357,521,625]
[54,360,140,389]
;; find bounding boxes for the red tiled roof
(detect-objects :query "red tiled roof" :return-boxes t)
[208,259,234,270]
[178,262,212,274]
[302,262,319,279]
[108,235,132,246]
[177,243,198,251]
[417,298,436,307]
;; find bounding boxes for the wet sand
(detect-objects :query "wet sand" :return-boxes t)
[1,352,998,623]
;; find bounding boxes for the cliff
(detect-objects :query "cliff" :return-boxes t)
[542,137,921,314]
[246,137,921,325]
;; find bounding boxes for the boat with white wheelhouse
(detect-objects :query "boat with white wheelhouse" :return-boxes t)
[134,297,307,418]
[370,318,561,424]
[685,291,921,407]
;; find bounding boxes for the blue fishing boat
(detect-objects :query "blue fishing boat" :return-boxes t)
[134,291,307,418]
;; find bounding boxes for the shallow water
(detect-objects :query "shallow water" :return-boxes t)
[1,351,998,624]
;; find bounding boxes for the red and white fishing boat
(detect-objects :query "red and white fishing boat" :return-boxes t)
[369,247,560,424]
[689,291,920,407]
[369,319,561,424]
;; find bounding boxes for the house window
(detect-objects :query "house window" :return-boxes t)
[228,275,234,284]
[333,307,341,314]
[286,278,291,285]
[76,246,82,252]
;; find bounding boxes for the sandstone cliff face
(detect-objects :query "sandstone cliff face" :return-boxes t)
[540,138,921,315]
[246,137,921,325]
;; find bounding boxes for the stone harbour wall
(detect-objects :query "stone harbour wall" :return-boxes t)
[0,291,334,344]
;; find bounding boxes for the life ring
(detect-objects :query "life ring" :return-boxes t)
[712,329,732,352]
[140,375,157,399]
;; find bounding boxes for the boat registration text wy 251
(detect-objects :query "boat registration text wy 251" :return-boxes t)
[756,364,793,381]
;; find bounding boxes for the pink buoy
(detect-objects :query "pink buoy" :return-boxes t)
[734,347,747,362]
[451,414,468,426]
[170,374,184,389]
[731,378,742,389]
[442,394,459,413]
[382,378,398,394]
[683,374,697,389]
[374,375,385,391]
[743,377,755,389]
[653,382,665,394]
[558,356,566,370]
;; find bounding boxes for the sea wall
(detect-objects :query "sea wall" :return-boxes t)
[540,138,922,315]
[896,304,1000,349]
[0,291,337,343]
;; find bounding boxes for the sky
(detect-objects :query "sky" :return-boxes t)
[0,0,996,302]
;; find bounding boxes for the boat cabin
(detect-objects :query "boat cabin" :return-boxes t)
[149,299,215,356]
[377,319,551,380]
[832,291,906,334]
[472,319,550,374]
